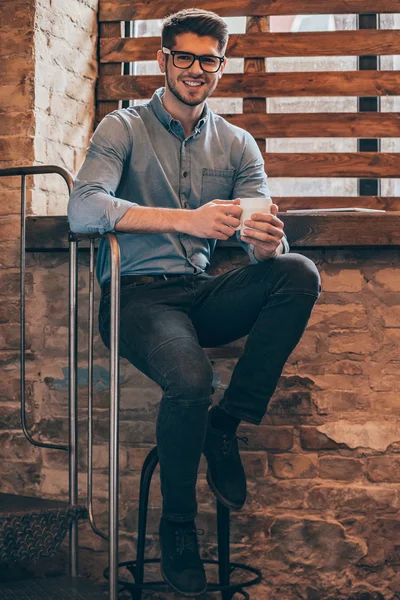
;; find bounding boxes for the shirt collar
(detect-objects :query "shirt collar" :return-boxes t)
[150,87,209,134]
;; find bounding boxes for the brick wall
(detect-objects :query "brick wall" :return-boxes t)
[1,246,398,600]
[0,0,36,447]
[33,0,98,214]
[0,0,97,213]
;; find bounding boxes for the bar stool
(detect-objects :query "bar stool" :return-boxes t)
[105,444,262,599]
[70,231,262,599]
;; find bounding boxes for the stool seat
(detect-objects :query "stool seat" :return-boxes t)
[103,446,262,599]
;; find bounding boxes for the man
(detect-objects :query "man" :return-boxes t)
[69,8,320,597]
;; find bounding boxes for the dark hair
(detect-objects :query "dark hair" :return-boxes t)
[162,8,229,54]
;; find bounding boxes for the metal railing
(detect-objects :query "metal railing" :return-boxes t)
[0,166,73,452]
[0,166,122,600]
[69,230,122,600]
[0,166,78,575]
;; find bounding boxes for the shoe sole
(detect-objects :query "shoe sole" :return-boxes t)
[160,562,207,598]
[206,468,245,510]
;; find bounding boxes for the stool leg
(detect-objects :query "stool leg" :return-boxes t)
[133,447,159,600]
[217,500,234,600]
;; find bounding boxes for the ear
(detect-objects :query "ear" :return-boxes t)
[157,49,166,74]
[218,57,227,79]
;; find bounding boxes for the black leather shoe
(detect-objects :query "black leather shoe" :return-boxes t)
[203,419,248,510]
[159,517,207,597]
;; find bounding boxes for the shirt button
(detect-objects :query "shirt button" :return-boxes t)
[183,171,188,178]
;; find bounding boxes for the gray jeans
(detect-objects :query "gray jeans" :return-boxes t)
[99,253,321,521]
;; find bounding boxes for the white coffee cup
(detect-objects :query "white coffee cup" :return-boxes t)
[235,197,272,235]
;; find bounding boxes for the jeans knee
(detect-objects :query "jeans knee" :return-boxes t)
[273,253,321,297]
[162,360,214,405]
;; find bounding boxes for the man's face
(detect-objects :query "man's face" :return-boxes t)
[158,32,226,107]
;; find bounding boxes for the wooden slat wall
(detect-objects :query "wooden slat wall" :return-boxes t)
[97,0,400,211]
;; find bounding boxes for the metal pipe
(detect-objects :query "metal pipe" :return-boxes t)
[106,233,121,600]
[0,166,74,451]
[20,175,27,442]
[217,501,232,600]
[0,165,74,192]
[135,447,159,598]
[69,238,79,577]
[88,238,108,541]
[16,170,68,451]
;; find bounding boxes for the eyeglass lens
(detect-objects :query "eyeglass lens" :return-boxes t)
[173,52,221,72]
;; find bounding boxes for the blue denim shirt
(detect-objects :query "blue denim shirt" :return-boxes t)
[68,88,288,286]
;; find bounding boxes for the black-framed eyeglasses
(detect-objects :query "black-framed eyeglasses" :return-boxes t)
[162,47,225,73]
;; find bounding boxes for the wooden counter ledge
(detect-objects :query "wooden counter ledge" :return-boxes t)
[25,212,400,251]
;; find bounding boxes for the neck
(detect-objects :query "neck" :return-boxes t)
[162,88,204,138]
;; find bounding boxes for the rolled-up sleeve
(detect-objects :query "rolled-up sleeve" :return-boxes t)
[232,132,290,259]
[68,112,136,234]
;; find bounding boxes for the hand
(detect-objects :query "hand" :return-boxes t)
[240,203,284,259]
[184,198,242,240]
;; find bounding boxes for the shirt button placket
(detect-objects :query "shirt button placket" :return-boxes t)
[180,140,190,209]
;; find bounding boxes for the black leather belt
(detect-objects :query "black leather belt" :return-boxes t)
[101,273,183,298]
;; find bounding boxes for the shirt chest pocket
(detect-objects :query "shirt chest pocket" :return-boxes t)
[200,168,235,204]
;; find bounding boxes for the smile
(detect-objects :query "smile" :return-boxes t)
[182,80,204,88]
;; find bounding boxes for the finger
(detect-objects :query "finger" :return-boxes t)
[221,215,241,228]
[250,213,284,228]
[241,235,281,252]
[270,203,279,216]
[243,223,284,239]
[222,206,243,218]
[216,223,237,238]
[242,229,283,244]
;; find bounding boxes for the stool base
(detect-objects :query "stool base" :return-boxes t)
[104,558,262,599]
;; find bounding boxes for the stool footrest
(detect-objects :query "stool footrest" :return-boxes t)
[104,558,262,597]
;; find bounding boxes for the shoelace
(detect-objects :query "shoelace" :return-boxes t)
[221,433,249,457]
[175,527,204,556]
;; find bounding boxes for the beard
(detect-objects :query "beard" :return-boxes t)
[165,63,218,107]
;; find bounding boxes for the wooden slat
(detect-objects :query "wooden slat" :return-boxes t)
[97,71,400,101]
[100,30,400,63]
[100,0,400,22]
[275,197,400,212]
[25,214,400,250]
[224,113,400,138]
[90,106,400,137]
[96,22,122,125]
[263,152,400,178]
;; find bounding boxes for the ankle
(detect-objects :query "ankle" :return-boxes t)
[161,517,195,529]
[209,405,241,433]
